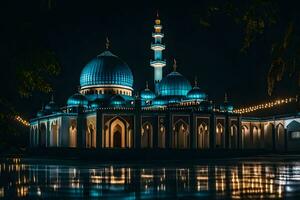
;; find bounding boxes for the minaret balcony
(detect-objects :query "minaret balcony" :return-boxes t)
[154,24,162,29]
[152,33,164,38]
[150,60,166,67]
[151,43,165,51]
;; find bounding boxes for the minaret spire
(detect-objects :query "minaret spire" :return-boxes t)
[224,93,228,103]
[146,81,149,90]
[173,59,177,72]
[105,37,110,50]
[150,12,166,94]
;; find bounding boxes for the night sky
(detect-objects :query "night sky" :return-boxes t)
[1,0,298,118]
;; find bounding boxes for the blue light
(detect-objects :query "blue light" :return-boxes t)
[187,87,207,100]
[67,93,89,108]
[158,71,192,97]
[80,51,133,88]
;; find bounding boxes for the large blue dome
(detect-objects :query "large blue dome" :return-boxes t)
[80,51,133,89]
[158,71,192,97]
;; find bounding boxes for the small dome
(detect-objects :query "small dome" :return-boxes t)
[140,89,156,100]
[187,87,207,100]
[158,71,192,97]
[110,95,126,106]
[91,98,104,109]
[67,93,89,108]
[80,50,133,89]
[37,110,45,117]
[152,96,168,106]
[45,101,59,111]
[220,103,234,112]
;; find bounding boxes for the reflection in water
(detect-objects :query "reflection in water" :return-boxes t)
[1,158,300,198]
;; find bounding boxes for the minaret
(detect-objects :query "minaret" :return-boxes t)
[150,11,166,94]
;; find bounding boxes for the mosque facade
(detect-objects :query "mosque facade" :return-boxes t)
[29,15,300,151]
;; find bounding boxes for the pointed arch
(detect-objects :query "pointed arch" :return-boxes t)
[276,123,285,150]
[109,117,127,148]
[50,120,59,147]
[141,121,153,148]
[158,124,165,148]
[216,123,224,148]
[69,119,77,148]
[230,124,238,149]
[173,119,189,149]
[197,122,209,149]
[252,126,261,148]
[264,123,274,150]
[86,123,96,148]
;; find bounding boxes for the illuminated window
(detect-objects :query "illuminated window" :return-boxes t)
[291,131,300,139]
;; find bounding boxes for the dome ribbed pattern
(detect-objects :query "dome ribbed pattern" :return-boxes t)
[140,89,156,100]
[67,93,89,108]
[187,87,207,100]
[80,51,133,88]
[158,71,192,97]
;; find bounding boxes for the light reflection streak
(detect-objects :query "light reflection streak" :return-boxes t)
[0,158,299,198]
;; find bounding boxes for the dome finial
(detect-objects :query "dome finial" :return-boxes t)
[77,86,81,93]
[173,58,177,72]
[194,76,198,87]
[146,81,149,89]
[224,92,228,103]
[156,10,159,18]
[51,93,54,102]
[105,37,110,49]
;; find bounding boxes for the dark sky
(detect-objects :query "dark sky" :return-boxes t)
[1,0,299,118]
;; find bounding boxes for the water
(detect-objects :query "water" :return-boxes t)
[1,157,300,199]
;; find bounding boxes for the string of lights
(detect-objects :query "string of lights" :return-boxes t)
[14,115,30,127]
[234,96,298,114]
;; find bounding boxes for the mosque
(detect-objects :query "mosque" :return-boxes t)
[29,14,300,152]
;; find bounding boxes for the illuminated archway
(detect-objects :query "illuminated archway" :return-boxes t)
[141,122,153,148]
[174,120,189,149]
[69,120,77,148]
[253,126,261,148]
[264,123,274,150]
[110,118,126,148]
[86,123,96,148]
[216,123,224,148]
[276,123,285,150]
[197,123,209,149]
[230,125,238,149]
[158,125,165,148]
[241,125,249,149]
[50,120,59,147]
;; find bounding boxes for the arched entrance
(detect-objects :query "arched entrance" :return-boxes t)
[110,118,126,148]
[253,126,261,148]
[197,123,209,149]
[141,122,153,148]
[216,123,224,148]
[276,124,285,150]
[51,121,59,147]
[174,120,189,149]
[113,128,122,148]
[264,123,274,150]
[158,125,165,148]
[87,124,95,148]
[69,120,77,148]
[230,125,237,149]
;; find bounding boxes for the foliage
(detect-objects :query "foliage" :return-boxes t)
[200,0,300,95]
[15,49,60,98]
